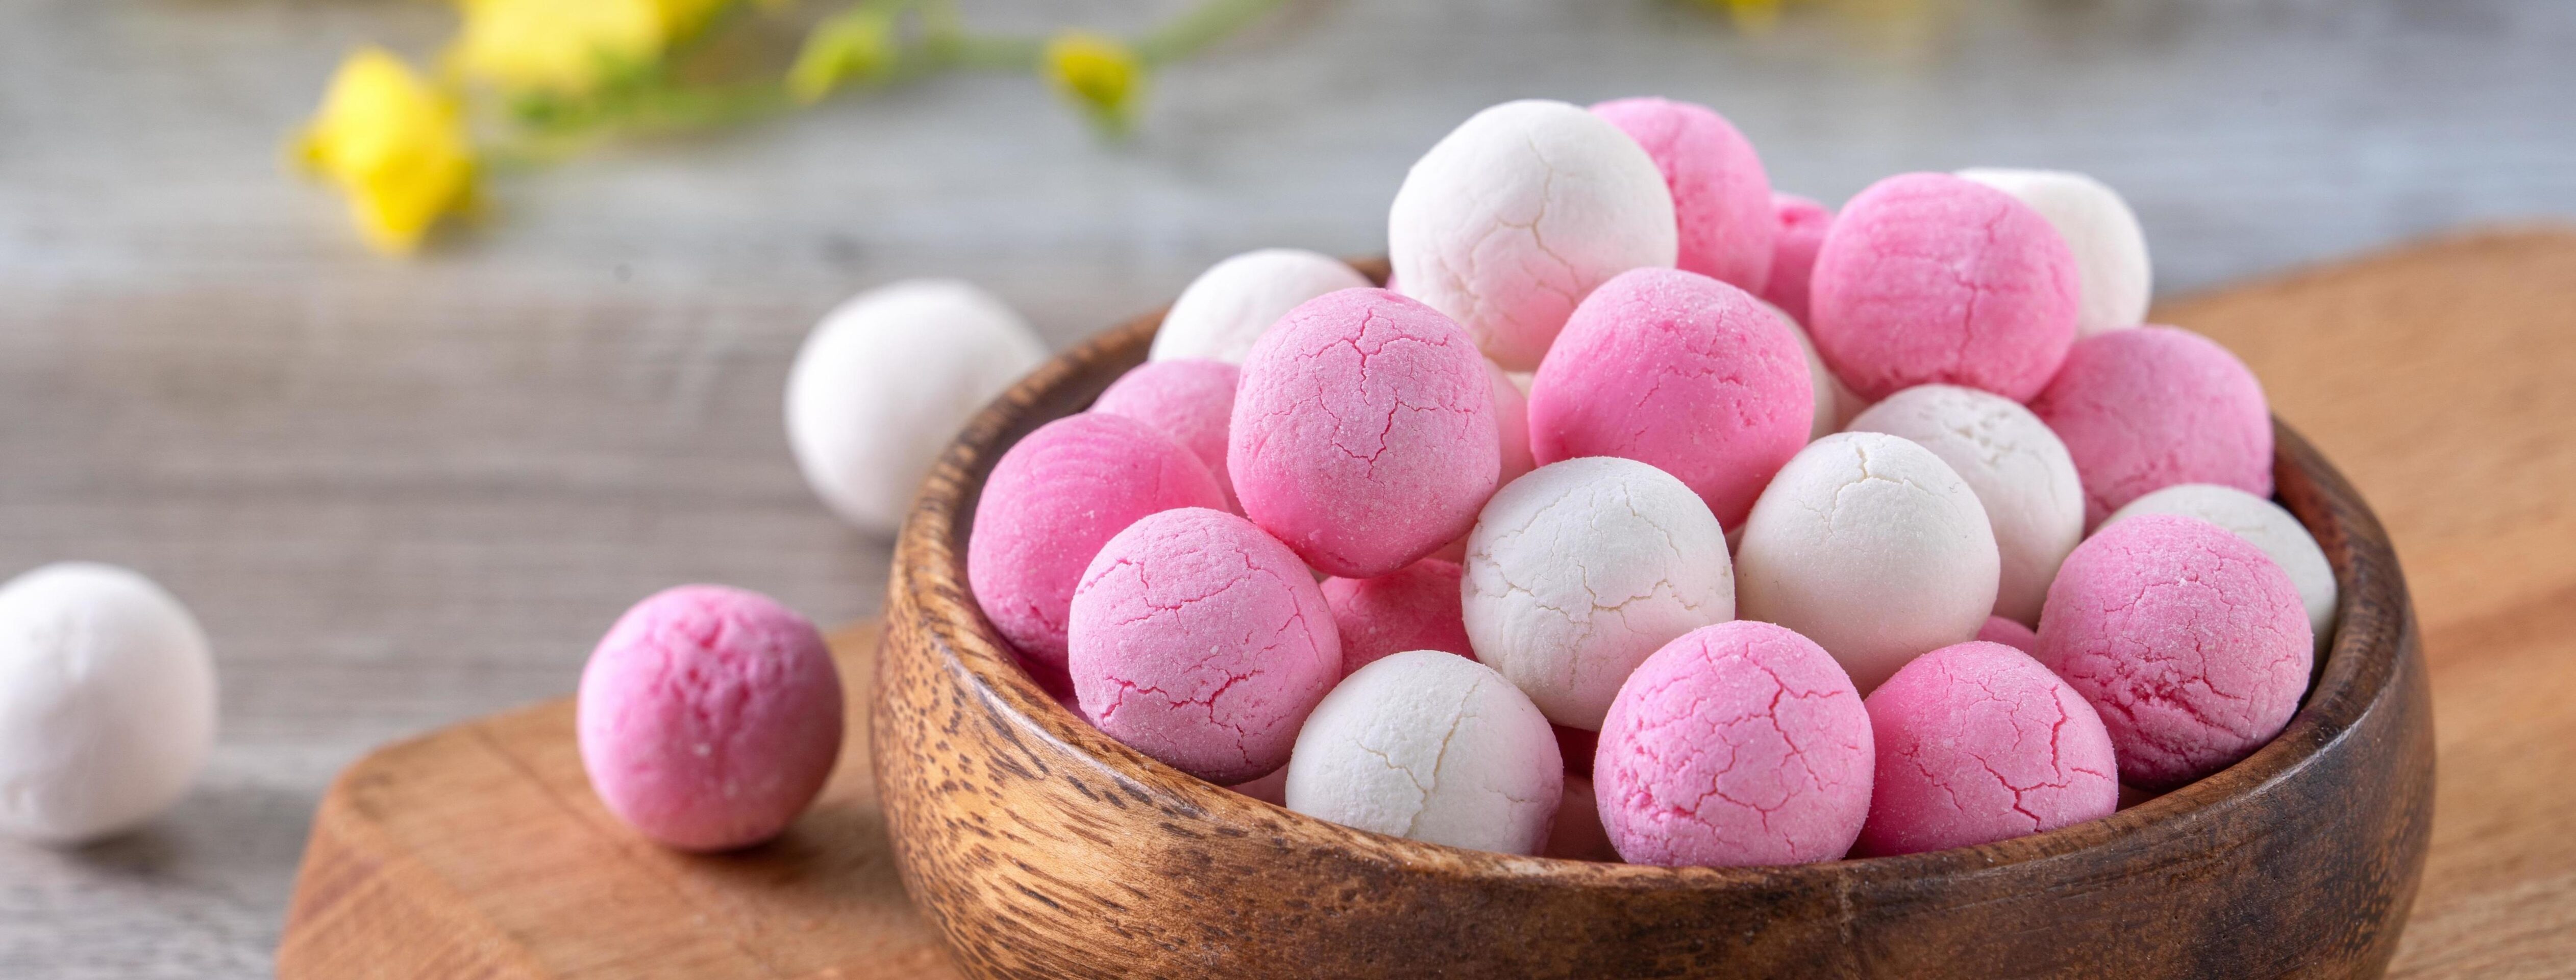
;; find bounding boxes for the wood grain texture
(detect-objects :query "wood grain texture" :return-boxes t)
[275,622,961,979]
[872,265,2429,978]
[260,233,2575,979]
[2156,229,2576,980]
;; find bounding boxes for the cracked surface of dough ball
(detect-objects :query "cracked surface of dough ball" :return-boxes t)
[787,280,1046,534]
[1958,168,2151,336]
[1070,508,1341,784]
[969,414,1227,672]
[1528,267,1813,530]
[1320,559,1473,678]
[578,585,843,851]
[1761,192,1834,326]
[1590,97,1775,291]
[1388,99,1678,371]
[2106,483,2338,656]
[1230,289,1500,579]
[1594,620,1871,867]
[0,563,216,844]
[1285,650,1561,855]
[1807,172,2079,402]
[1462,457,1736,731]
[2035,514,2312,790]
[1092,358,1242,510]
[1847,384,2083,626]
[1856,640,2117,856]
[1735,432,1999,693]
[2030,325,2273,526]
[1150,249,1373,364]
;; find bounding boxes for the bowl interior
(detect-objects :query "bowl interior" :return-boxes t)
[897,275,2405,888]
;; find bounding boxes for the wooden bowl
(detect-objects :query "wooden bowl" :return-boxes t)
[874,266,2434,979]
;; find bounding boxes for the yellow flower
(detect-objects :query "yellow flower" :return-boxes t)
[293,48,476,255]
[448,0,731,94]
[1043,31,1145,135]
[787,7,896,104]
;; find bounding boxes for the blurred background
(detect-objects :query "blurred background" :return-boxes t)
[2,0,2570,974]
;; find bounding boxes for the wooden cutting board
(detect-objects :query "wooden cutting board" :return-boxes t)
[273,229,2576,979]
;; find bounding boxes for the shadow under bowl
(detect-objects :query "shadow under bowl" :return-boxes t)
[874,264,2433,979]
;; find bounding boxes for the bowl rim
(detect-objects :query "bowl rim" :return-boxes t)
[888,272,2407,889]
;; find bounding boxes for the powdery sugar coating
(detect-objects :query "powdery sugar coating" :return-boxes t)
[1807,172,2079,402]
[1069,508,1342,784]
[1463,457,1736,731]
[1590,97,1776,292]
[1093,358,1243,510]
[969,414,1227,670]
[2107,483,2338,656]
[1149,249,1374,364]
[1847,384,2084,626]
[1733,432,2000,694]
[1856,641,2117,857]
[1388,99,1678,371]
[1528,267,1813,530]
[1319,559,1474,678]
[1956,168,2151,337]
[1761,193,1834,326]
[2035,514,2313,790]
[1230,289,1500,579]
[1594,621,1872,867]
[1284,650,1562,855]
[578,586,843,851]
[1978,615,2040,655]
[2030,326,2274,526]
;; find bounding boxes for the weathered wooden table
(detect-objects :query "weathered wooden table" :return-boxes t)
[2,0,2572,975]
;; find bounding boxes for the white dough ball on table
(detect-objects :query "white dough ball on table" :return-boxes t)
[786,280,1047,534]
[1846,385,2083,626]
[1956,168,2151,336]
[2105,483,2339,655]
[1389,99,1678,371]
[0,563,217,844]
[1149,249,1373,364]
[1285,650,1562,855]
[1735,433,1999,693]
[1463,457,1735,731]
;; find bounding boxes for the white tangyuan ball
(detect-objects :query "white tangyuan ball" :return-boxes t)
[1761,299,1855,441]
[1389,99,1678,371]
[786,280,1047,534]
[1463,457,1734,730]
[2106,483,2338,655]
[1956,168,2152,336]
[1149,249,1373,364]
[1285,650,1563,855]
[0,563,218,844]
[1846,384,2084,626]
[1735,433,1999,693]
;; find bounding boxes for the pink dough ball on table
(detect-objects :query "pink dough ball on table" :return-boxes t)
[1230,289,1500,579]
[1977,615,2040,655]
[1092,358,1242,510]
[1856,641,2118,856]
[578,586,844,851]
[1590,97,1776,291]
[1807,172,2079,403]
[2030,326,2275,526]
[1319,559,1473,677]
[969,414,1227,673]
[1762,193,1833,325]
[1529,267,1812,529]
[1069,508,1342,784]
[2036,515,2313,790]
[1594,621,1873,867]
